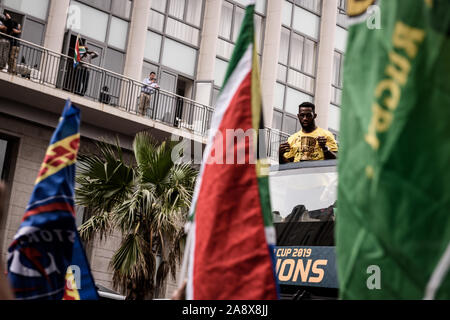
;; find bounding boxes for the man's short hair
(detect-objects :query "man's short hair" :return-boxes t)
[150,71,156,75]
[298,102,315,113]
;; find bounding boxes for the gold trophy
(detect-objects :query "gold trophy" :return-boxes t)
[300,136,316,161]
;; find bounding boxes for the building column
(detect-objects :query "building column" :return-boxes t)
[43,0,71,53]
[194,0,222,106]
[260,0,282,128]
[123,0,152,81]
[42,0,70,86]
[314,0,338,130]
[196,0,222,81]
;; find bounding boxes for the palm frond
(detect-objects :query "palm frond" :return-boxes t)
[78,211,112,242]
[113,185,157,233]
[167,229,186,280]
[76,143,134,212]
[154,259,169,298]
[133,132,157,169]
[139,140,179,188]
[111,232,156,299]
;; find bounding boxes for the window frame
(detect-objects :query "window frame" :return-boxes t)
[143,0,205,82]
[0,131,19,185]
[279,1,320,86]
[1,0,50,23]
[0,0,50,46]
[213,0,267,102]
[331,49,344,108]
[289,0,322,16]
[275,0,321,126]
[216,0,266,60]
[0,131,19,252]
[336,0,348,29]
[67,0,132,54]
[148,0,204,47]
[272,106,302,135]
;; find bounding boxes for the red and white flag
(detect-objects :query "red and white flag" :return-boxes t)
[184,1,278,300]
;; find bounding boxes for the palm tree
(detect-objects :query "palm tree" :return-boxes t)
[75,132,197,300]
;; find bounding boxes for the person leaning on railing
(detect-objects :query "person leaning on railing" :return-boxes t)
[279,102,338,164]
[138,71,160,116]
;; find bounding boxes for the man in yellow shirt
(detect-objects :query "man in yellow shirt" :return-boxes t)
[279,102,338,164]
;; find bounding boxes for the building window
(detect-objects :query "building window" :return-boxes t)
[1,0,49,45]
[144,31,163,63]
[295,0,322,15]
[2,0,49,21]
[78,0,132,18]
[279,1,319,95]
[214,0,266,101]
[148,0,203,47]
[331,51,344,107]
[161,38,197,77]
[0,133,18,182]
[62,1,132,102]
[70,1,109,43]
[329,1,348,134]
[272,110,283,131]
[108,16,129,50]
[66,0,132,73]
[337,0,348,28]
[144,0,204,82]
[274,0,321,134]
[335,25,348,53]
[214,57,229,89]
[329,104,341,134]
[0,133,18,247]
[111,0,132,19]
[292,5,320,40]
[217,0,265,59]
[0,138,8,180]
[142,0,205,108]
[68,1,131,52]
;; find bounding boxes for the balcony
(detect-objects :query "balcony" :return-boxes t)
[0,33,290,162]
[0,33,212,140]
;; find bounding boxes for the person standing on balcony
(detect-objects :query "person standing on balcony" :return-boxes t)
[2,11,21,75]
[0,14,10,71]
[75,45,98,96]
[138,71,160,116]
[279,102,338,164]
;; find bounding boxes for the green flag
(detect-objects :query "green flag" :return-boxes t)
[337,0,450,299]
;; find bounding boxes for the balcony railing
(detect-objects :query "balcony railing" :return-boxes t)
[0,33,213,137]
[0,33,289,162]
[265,128,290,162]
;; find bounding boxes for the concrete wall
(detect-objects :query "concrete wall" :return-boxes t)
[0,113,53,261]
[88,232,123,291]
[163,264,182,299]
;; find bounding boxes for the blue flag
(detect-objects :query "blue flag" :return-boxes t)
[7,100,98,300]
